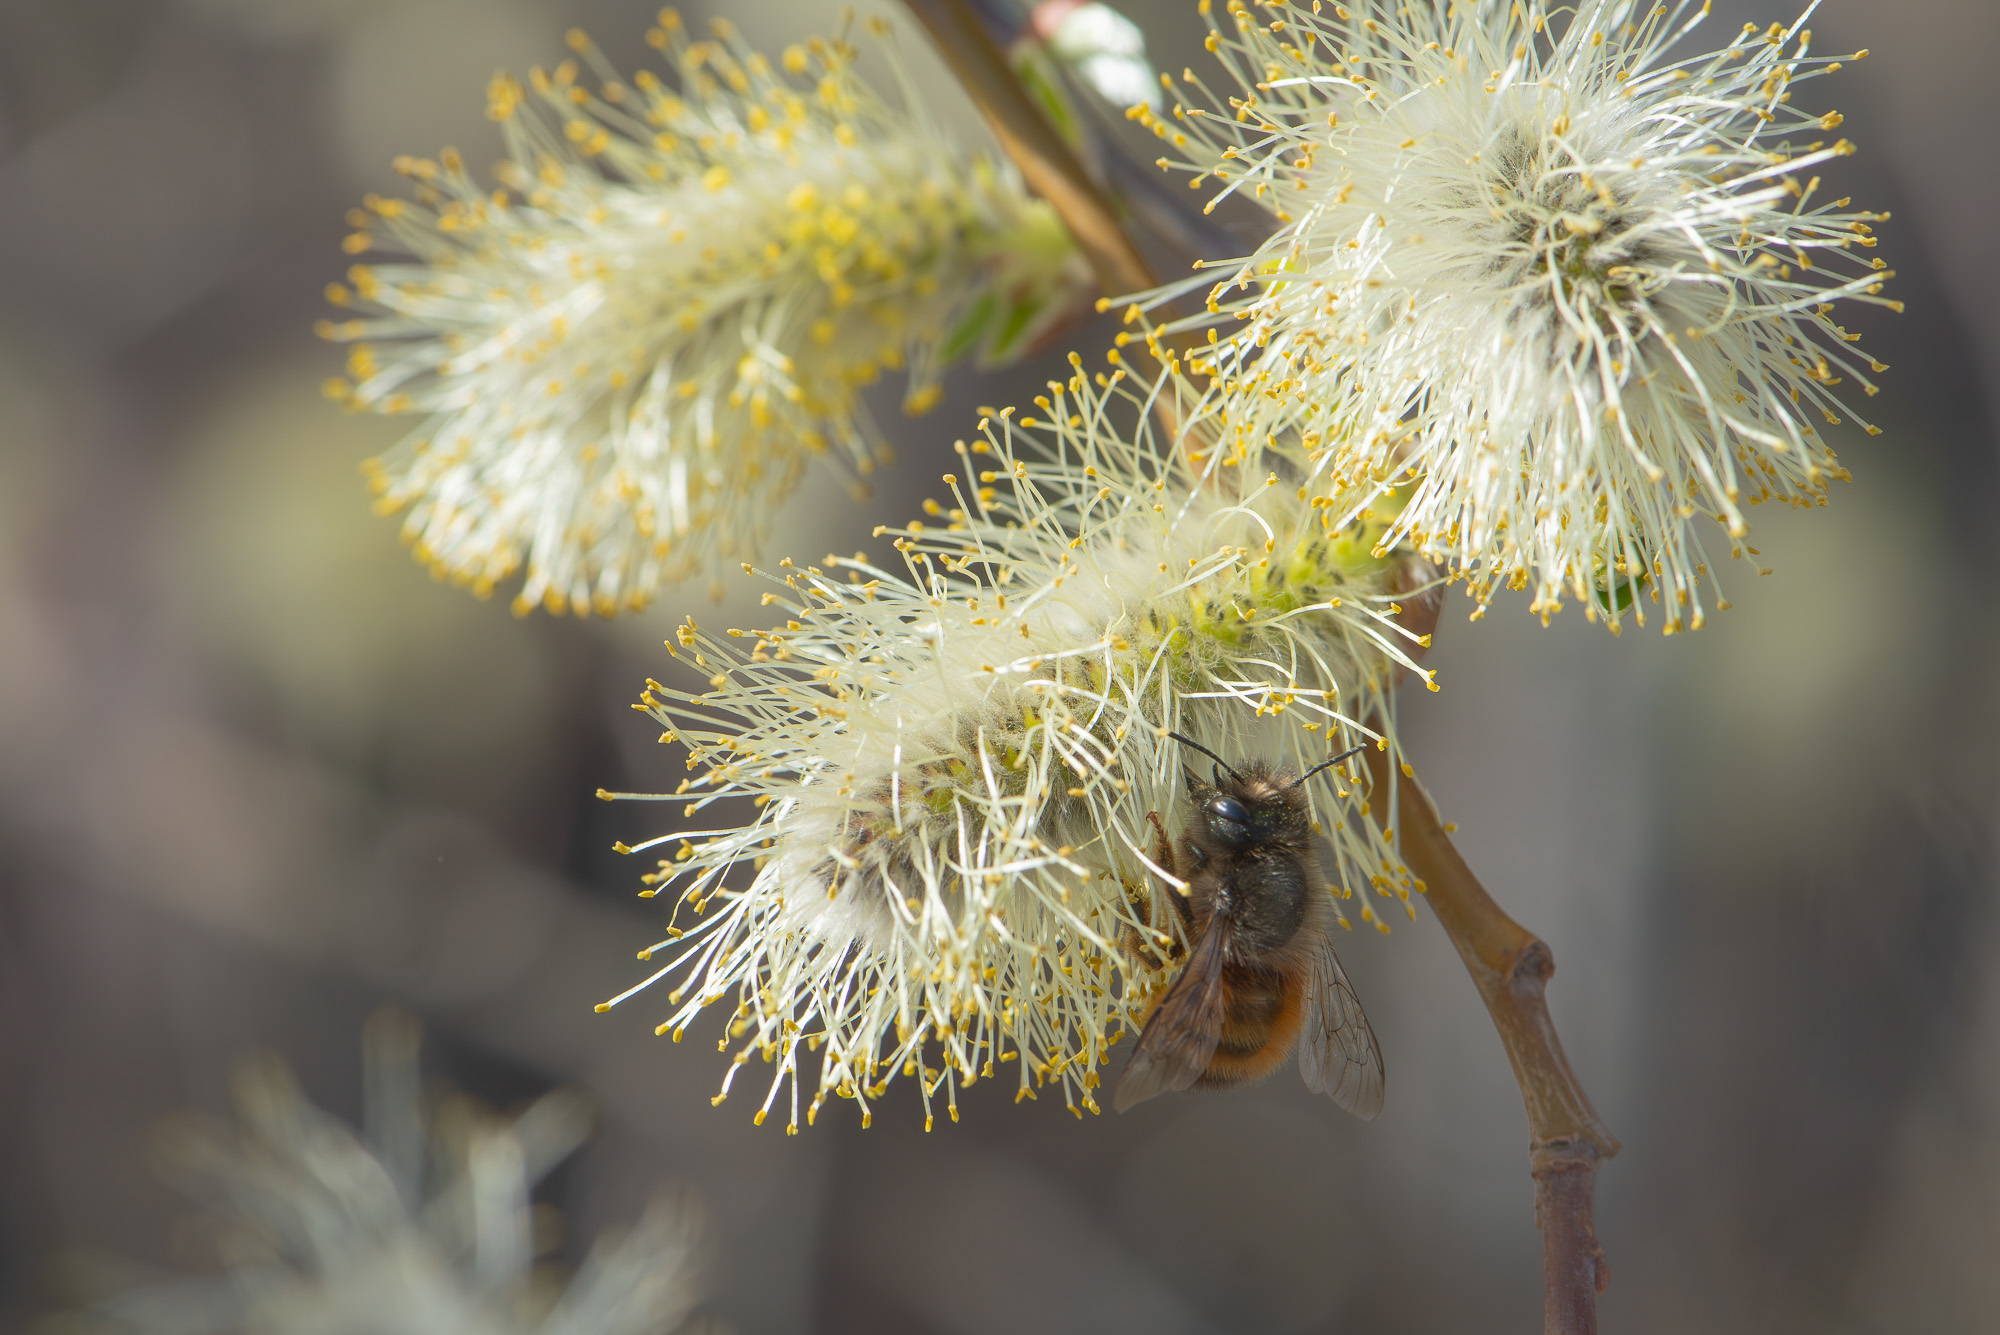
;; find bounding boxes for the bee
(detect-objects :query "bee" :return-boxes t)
[1114,734,1385,1118]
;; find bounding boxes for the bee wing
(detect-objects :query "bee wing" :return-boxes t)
[1299,931,1386,1120]
[1113,920,1229,1112]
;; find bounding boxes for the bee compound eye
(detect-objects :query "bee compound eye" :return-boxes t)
[1209,796,1250,826]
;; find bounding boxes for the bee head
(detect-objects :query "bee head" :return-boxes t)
[1171,733,1303,851]
[1199,775,1306,851]
[1177,761,1296,849]
[1202,789,1257,850]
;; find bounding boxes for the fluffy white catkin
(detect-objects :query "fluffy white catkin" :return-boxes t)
[323,14,1088,615]
[1135,0,1894,632]
[599,361,1432,1129]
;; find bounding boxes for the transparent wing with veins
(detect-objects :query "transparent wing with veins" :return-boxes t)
[1298,927,1385,1119]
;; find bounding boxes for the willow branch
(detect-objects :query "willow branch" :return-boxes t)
[1362,744,1619,1334]
[895,0,1199,445]
[896,0,1160,299]
[904,3,1620,1322]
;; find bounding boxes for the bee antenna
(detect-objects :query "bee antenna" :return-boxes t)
[1291,744,1368,788]
[1167,731,1243,784]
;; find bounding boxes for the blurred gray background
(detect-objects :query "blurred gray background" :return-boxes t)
[0,0,1994,1331]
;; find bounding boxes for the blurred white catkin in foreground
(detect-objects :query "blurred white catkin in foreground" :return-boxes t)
[68,1012,707,1335]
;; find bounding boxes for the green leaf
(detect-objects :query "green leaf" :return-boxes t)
[986,292,1049,364]
[941,293,999,366]
[1012,48,1083,151]
[1594,570,1648,614]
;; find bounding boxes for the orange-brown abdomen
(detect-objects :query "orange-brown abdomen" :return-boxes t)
[1196,961,1307,1088]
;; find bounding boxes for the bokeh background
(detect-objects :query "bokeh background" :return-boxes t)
[1,0,1994,1331]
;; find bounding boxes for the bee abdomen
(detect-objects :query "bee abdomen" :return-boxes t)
[1197,964,1306,1089]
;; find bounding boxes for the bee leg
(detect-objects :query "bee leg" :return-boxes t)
[1116,885,1154,968]
[1146,811,1195,931]
[1146,810,1179,880]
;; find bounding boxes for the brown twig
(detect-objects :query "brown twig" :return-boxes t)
[894,0,1197,447]
[902,5,1621,1324]
[895,0,1160,300]
[1362,744,1620,1334]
